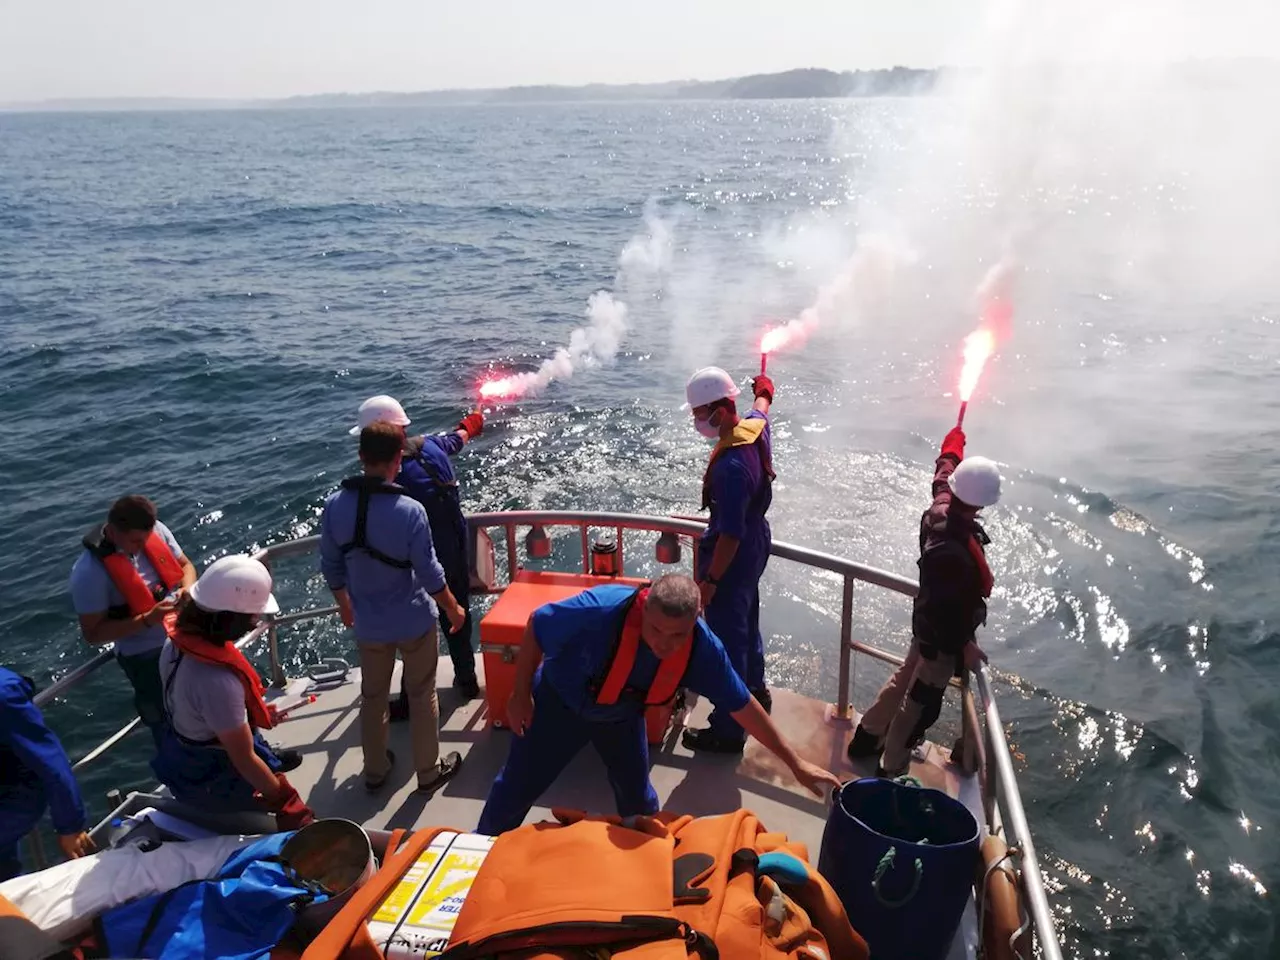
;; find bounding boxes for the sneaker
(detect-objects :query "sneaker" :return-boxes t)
[750,687,772,715]
[389,695,410,723]
[365,750,395,792]
[846,724,882,762]
[273,748,303,773]
[416,751,463,794]
[454,675,480,700]
[681,727,746,755]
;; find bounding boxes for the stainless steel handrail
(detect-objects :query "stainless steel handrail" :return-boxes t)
[32,509,1060,958]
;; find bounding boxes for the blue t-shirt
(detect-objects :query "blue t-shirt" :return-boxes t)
[533,585,751,723]
[68,520,185,658]
[702,410,773,550]
[319,484,448,644]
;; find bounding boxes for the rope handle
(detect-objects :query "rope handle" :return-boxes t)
[871,845,924,909]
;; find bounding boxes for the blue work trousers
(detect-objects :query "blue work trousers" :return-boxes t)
[0,784,47,882]
[701,537,770,742]
[151,726,283,811]
[476,681,657,835]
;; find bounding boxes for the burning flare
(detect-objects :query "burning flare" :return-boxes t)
[958,325,998,402]
[760,322,804,357]
[477,376,526,401]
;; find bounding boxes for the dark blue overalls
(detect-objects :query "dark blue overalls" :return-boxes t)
[697,411,773,744]
[398,433,476,686]
[150,649,283,810]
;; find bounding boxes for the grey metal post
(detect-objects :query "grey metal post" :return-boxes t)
[836,575,854,719]
[259,555,286,687]
[505,524,518,584]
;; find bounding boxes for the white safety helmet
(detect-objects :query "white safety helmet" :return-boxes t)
[349,395,411,435]
[948,457,1003,508]
[685,367,740,410]
[189,555,280,616]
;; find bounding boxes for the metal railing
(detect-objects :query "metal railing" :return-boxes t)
[32,509,1060,959]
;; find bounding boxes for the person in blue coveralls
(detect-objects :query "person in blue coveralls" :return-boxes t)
[69,495,198,744]
[476,574,840,835]
[0,667,95,881]
[349,395,484,706]
[681,366,776,754]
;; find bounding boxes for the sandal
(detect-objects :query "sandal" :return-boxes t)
[416,751,463,793]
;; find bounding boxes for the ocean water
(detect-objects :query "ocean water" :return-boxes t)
[1,101,1276,957]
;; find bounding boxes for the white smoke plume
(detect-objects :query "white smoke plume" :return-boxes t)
[761,233,916,358]
[480,201,672,399]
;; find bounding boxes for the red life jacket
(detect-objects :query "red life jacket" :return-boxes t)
[83,526,185,617]
[594,589,695,707]
[165,616,276,731]
[966,536,994,598]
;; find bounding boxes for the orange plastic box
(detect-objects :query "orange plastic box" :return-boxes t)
[479,570,681,743]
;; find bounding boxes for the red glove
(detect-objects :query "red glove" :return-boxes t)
[457,411,484,438]
[259,774,316,830]
[752,375,775,403]
[941,427,966,460]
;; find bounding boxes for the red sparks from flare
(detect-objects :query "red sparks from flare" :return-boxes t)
[958,327,997,402]
[760,324,798,356]
[477,376,523,400]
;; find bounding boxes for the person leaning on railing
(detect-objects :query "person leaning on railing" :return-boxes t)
[847,426,1003,777]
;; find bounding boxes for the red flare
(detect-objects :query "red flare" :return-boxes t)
[958,327,997,403]
[477,375,524,401]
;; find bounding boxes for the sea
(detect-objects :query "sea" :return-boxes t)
[0,100,1276,958]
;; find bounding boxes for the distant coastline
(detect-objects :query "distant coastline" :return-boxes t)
[0,67,940,113]
[3,58,1272,113]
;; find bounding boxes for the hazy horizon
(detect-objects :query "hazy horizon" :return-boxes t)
[2,0,1274,103]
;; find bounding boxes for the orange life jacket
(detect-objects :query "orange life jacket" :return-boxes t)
[594,589,694,707]
[165,617,276,731]
[83,526,184,617]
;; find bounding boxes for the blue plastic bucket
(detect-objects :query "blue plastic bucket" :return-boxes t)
[818,778,980,960]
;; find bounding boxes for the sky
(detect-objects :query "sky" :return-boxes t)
[0,0,1275,103]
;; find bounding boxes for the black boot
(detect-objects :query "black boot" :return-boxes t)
[846,724,882,762]
[682,727,746,755]
[389,690,410,723]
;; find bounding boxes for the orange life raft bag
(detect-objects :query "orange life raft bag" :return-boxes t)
[437,808,869,960]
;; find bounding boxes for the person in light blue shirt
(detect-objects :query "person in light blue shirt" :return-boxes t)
[320,421,467,794]
[476,575,840,835]
[69,495,197,742]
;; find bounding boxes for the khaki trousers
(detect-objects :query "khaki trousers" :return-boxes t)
[359,629,439,784]
[858,637,957,776]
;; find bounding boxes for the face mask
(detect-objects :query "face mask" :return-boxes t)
[694,409,722,439]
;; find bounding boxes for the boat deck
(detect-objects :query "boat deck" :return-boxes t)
[267,656,980,863]
[242,653,979,960]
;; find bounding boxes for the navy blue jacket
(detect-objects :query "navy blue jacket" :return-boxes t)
[0,667,86,835]
[397,432,469,588]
